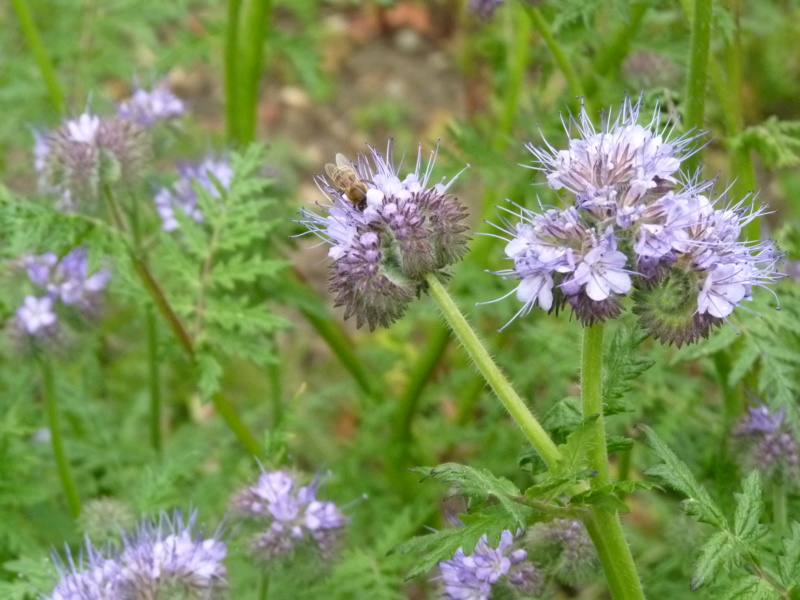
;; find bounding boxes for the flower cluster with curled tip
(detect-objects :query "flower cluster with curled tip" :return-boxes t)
[733,404,800,482]
[298,141,470,330]
[45,511,227,600]
[230,469,346,561]
[488,97,783,345]
[437,530,541,600]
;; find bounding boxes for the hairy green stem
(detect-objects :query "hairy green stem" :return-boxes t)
[684,0,713,171]
[582,324,609,485]
[147,307,162,453]
[525,6,587,112]
[393,325,451,442]
[424,274,561,467]
[39,355,81,518]
[581,325,646,600]
[238,0,272,145]
[224,0,244,142]
[11,0,66,113]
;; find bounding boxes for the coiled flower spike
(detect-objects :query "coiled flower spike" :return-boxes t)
[297,140,470,330]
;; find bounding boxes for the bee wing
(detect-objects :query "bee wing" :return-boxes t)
[335,153,352,168]
[324,163,338,180]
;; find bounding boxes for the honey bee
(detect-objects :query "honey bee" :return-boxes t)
[325,153,368,208]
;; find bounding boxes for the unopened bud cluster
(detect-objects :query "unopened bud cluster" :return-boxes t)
[437,530,541,600]
[525,518,599,585]
[733,404,800,482]
[46,511,227,600]
[490,97,782,345]
[230,469,346,562]
[35,83,184,207]
[299,141,470,330]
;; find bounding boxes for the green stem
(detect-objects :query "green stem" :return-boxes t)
[683,0,713,171]
[496,4,531,146]
[773,481,787,527]
[298,305,383,400]
[393,325,451,442]
[237,0,272,145]
[258,574,269,600]
[39,355,81,518]
[268,356,282,426]
[211,392,261,455]
[525,6,588,112]
[224,0,244,142]
[424,273,561,467]
[582,324,609,486]
[10,0,66,113]
[581,325,646,600]
[146,307,162,453]
[103,187,261,455]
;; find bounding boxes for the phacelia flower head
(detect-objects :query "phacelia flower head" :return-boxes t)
[41,110,149,203]
[117,511,227,600]
[298,140,470,330]
[117,84,186,126]
[25,247,111,310]
[733,403,800,483]
[487,96,783,344]
[154,156,232,231]
[231,469,346,561]
[437,530,540,600]
[45,510,226,600]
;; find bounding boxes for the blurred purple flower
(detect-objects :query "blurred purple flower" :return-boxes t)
[117,85,185,126]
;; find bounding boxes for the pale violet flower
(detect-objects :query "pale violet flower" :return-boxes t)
[117,85,185,126]
[16,296,57,334]
[65,113,101,144]
[154,156,232,231]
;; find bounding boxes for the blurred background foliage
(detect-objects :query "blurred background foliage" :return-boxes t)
[1,0,800,598]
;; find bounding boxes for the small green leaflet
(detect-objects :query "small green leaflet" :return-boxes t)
[411,463,527,527]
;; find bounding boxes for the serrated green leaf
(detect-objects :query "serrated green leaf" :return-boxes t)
[606,435,634,454]
[524,468,595,502]
[736,116,800,169]
[733,472,764,541]
[543,396,582,441]
[691,531,738,590]
[641,425,727,528]
[720,574,783,599]
[779,522,800,587]
[728,342,761,386]
[551,415,599,479]
[413,463,527,526]
[390,507,521,579]
[602,327,653,410]
[570,481,655,513]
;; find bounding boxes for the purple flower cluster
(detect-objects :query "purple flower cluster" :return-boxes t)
[733,404,800,481]
[154,157,232,231]
[489,97,782,343]
[528,518,598,584]
[298,140,470,330]
[13,248,110,338]
[36,110,148,205]
[468,0,505,18]
[231,469,346,561]
[437,530,540,600]
[46,511,227,600]
[117,84,185,126]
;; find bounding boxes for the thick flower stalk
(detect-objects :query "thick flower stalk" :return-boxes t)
[298,140,470,330]
[488,96,782,344]
[230,469,346,561]
[154,156,232,231]
[437,530,541,600]
[46,511,227,600]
